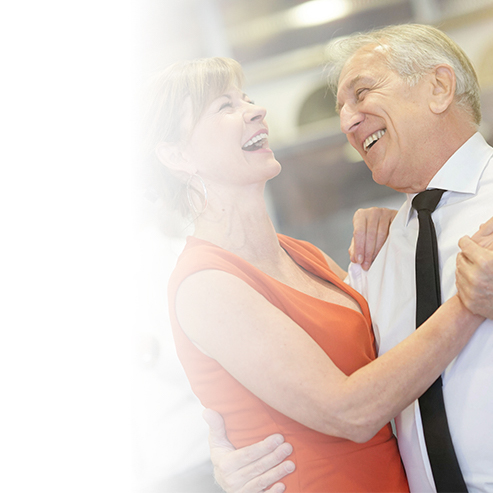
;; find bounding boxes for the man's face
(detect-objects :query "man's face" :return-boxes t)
[336,45,436,193]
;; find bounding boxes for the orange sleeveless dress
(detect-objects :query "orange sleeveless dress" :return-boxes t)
[169,234,409,492]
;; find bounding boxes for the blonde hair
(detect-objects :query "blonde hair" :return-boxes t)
[325,24,481,125]
[140,57,244,218]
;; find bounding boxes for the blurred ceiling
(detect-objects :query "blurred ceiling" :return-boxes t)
[138,0,493,70]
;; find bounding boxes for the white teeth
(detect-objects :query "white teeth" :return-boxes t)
[242,132,268,149]
[363,129,386,151]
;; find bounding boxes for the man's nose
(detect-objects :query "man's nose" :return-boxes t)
[339,104,364,134]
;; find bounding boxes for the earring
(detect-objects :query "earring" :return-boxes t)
[186,173,208,216]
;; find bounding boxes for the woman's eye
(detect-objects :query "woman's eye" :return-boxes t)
[219,102,232,111]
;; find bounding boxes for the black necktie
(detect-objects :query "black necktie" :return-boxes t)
[413,189,467,492]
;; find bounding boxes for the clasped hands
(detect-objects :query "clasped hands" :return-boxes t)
[456,216,493,319]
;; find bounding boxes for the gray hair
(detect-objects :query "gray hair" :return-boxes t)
[325,24,481,125]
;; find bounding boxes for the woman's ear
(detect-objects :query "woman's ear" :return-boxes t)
[429,64,456,115]
[155,142,195,174]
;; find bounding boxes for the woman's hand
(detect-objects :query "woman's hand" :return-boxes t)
[349,207,397,270]
[456,217,493,319]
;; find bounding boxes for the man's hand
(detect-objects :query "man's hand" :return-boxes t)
[203,409,295,493]
[349,207,397,270]
[456,217,493,319]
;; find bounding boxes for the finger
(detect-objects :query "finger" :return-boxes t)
[362,208,395,270]
[348,237,356,263]
[456,251,469,273]
[216,435,290,479]
[471,218,493,248]
[351,210,368,265]
[470,229,493,249]
[362,214,379,270]
[373,217,392,259]
[457,242,473,268]
[479,217,493,235]
[456,250,476,287]
[265,483,287,493]
[455,252,479,312]
[458,235,478,260]
[242,456,295,493]
[455,272,470,309]
[459,235,492,268]
[218,441,294,493]
[456,249,467,289]
[456,271,478,314]
[352,229,367,265]
[367,209,396,267]
[455,254,469,288]
[458,234,471,250]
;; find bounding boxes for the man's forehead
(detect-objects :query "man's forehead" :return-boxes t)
[345,74,375,89]
[338,48,388,90]
[341,44,387,72]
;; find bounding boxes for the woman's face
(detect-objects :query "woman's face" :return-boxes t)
[182,87,281,187]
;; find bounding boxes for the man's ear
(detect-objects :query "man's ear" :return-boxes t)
[429,64,456,115]
[155,142,195,175]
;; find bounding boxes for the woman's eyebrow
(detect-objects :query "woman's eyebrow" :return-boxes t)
[213,91,248,104]
[216,94,232,101]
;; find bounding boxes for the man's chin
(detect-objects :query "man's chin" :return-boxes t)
[370,167,392,189]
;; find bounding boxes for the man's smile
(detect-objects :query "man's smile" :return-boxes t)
[363,129,386,152]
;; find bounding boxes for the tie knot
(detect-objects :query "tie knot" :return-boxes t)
[412,189,446,213]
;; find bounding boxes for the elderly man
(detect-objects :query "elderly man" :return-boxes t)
[202,24,493,492]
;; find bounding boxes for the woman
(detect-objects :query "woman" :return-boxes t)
[143,57,488,492]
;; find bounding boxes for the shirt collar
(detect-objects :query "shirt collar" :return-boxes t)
[404,132,493,225]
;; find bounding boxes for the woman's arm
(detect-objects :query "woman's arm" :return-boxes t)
[176,269,483,443]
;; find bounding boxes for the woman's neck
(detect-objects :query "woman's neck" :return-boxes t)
[192,186,283,264]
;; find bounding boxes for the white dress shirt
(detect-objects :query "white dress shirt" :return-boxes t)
[347,132,493,493]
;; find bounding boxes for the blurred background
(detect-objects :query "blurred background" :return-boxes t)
[131,1,493,492]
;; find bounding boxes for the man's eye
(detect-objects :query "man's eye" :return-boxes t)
[356,88,369,100]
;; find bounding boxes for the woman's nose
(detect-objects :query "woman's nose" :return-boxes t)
[245,102,266,122]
